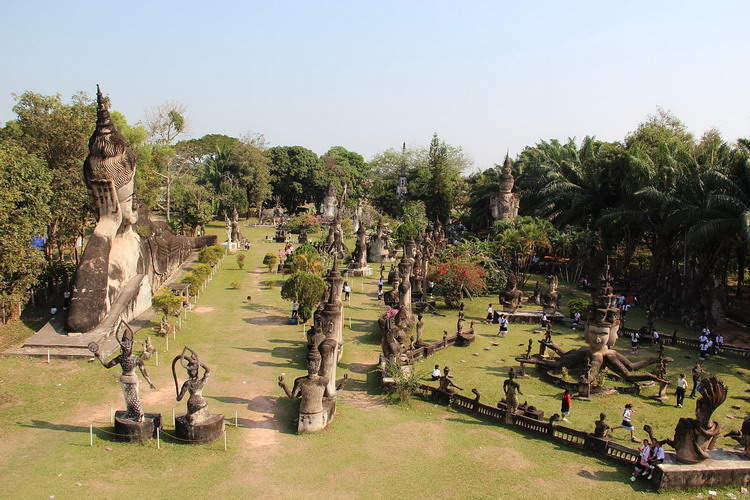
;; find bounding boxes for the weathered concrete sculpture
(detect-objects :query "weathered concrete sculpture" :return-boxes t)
[348,223,371,276]
[490,154,520,221]
[645,377,728,464]
[67,87,214,334]
[321,257,344,361]
[518,262,669,388]
[367,222,393,263]
[319,181,338,219]
[172,346,224,443]
[501,369,523,422]
[726,418,750,458]
[438,366,463,394]
[540,275,560,314]
[278,342,348,433]
[500,273,523,313]
[89,321,160,442]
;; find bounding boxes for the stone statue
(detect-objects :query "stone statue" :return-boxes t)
[525,338,533,359]
[489,154,520,221]
[456,320,476,346]
[67,87,214,334]
[224,214,232,243]
[230,207,242,244]
[367,222,393,263]
[502,370,523,415]
[518,260,670,387]
[540,275,560,314]
[319,181,338,219]
[529,281,541,305]
[172,346,211,425]
[415,314,424,345]
[348,223,371,276]
[593,412,611,439]
[89,322,156,422]
[278,343,348,433]
[645,377,727,464]
[438,366,463,394]
[726,418,750,458]
[456,311,465,335]
[500,273,523,313]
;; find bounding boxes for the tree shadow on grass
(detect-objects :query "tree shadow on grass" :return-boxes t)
[210,395,297,435]
[244,315,289,326]
[268,338,306,345]
[234,347,272,353]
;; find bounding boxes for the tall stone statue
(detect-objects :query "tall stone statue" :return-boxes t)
[367,222,393,263]
[502,369,523,417]
[172,346,224,443]
[319,181,338,219]
[89,321,159,442]
[646,377,728,464]
[540,275,560,314]
[230,207,242,244]
[67,87,214,334]
[348,223,371,276]
[489,154,520,221]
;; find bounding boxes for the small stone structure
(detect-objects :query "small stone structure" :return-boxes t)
[489,154,520,221]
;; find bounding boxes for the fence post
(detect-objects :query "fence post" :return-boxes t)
[89,423,93,446]
[155,351,159,367]
[156,427,160,449]
[223,429,227,451]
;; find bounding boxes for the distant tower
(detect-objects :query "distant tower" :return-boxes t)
[490,153,520,220]
[396,142,408,200]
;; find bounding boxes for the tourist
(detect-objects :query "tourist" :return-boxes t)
[376,288,384,301]
[651,329,660,345]
[541,312,549,329]
[498,314,509,337]
[560,388,572,421]
[571,311,582,329]
[431,364,441,381]
[50,306,58,315]
[291,302,299,319]
[698,330,709,346]
[63,290,71,310]
[715,333,724,353]
[377,277,384,292]
[689,363,703,398]
[646,439,666,480]
[675,373,687,407]
[613,403,637,442]
[698,340,710,360]
[630,439,651,481]
[485,304,494,324]
[343,281,351,301]
[630,329,640,353]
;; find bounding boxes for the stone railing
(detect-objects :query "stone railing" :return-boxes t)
[418,384,640,467]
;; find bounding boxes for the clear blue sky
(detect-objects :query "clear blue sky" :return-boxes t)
[2,0,749,170]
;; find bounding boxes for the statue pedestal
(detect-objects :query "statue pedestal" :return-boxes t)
[114,411,161,443]
[514,363,529,378]
[656,449,750,491]
[348,266,372,277]
[175,413,224,444]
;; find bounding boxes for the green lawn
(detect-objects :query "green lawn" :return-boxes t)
[0,222,747,499]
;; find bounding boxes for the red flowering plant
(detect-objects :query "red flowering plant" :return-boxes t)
[429,257,487,308]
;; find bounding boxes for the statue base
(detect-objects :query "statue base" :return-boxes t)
[656,449,750,491]
[347,266,372,277]
[175,413,225,443]
[298,398,336,434]
[114,411,162,443]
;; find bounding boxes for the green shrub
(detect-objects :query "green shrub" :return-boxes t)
[290,244,323,274]
[280,272,326,323]
[287,213,321,234]
[199,245,225,267]
[236,252,246,269]
[263,252,279,273]
[230,280,240,289]
[383,359,421,405]
[567,297,590,318]
[181,273,202,295]
[152,289,183,318]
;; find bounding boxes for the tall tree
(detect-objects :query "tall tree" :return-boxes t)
[266,146,325,212]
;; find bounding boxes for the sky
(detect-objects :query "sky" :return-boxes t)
[2,0,749,171]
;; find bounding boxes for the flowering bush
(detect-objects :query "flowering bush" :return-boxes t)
[429,258,487,308]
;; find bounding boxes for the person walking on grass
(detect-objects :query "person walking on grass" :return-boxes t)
[630,329,640,354]
[560,387,572,422]
[690,363,703,398]
[498,314,509,338]
[675,373,688,408]
[613,403,638,442]
[485,304,494,324]
[342,281,351,301]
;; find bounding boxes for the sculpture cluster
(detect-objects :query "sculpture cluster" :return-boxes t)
[278,258,348,433]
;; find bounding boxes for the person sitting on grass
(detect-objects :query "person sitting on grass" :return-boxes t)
[431,364,441,380]
[630,439,652,482]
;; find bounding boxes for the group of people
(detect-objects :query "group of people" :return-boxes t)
[697,327,724,360]
[631,438,666,481]
[484,304,511,337]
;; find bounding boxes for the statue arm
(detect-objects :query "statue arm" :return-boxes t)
[176,381,189,401]
[96,352,119,369]
[138,361,157,389]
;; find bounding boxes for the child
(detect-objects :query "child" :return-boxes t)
[675,373,687,408]
[630,439,652,481]
[498,314,509,337]
[614,403,637,442]
[377,288,384,301]
[541,313,549,329]
[646,439,665,480]
[630,330,640,353]
[343,281,351,301]
[486,304,494,324]
[291,302,299,318]
[560,388,572,421]
[431,364,441,380]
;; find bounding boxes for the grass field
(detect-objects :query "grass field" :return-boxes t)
[0,222,747,499]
